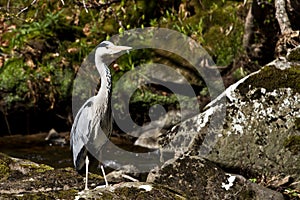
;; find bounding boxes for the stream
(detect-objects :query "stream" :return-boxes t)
[0,132,72,169]
[0,131,165,175]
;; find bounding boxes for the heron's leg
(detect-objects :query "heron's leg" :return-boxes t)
[100,165,108,187]
[84,156,89,190]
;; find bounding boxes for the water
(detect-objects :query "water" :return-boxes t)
[0,132,72,169]
[0,132,165,174]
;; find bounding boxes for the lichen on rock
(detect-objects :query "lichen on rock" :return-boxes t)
[158,61,300,195]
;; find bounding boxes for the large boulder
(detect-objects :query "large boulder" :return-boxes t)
[147,155,284,199]
[158,58,300,195]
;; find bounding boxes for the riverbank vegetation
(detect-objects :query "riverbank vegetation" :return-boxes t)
[1,0,298,135]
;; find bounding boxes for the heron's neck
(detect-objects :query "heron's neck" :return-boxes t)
[96,60,112,103]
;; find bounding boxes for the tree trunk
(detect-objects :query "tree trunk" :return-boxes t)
[275,0,293,34]
[242,4,254,51]
[274,0,300,57]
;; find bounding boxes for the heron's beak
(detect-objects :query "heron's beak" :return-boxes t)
[111,45,132,52]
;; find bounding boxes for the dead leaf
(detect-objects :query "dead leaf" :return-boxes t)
[67,48,79,53]
[44,76,51,82]
[26,59,35,69]
[83,24,91,36]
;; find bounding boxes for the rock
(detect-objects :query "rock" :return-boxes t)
[134,128,162,149]
[0,153,192,199]
[74,182,186,199]
[147,155,284,199]
[132,110,191,149]
[45,128,60,141]
[203,65,300,190]
[0,152,104,199]
[45,128,67,146]
[158,62,300,194]
[106,164,140,183]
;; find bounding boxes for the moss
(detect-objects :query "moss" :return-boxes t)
[35,164,54,173]
[88,172,103,180]
[200,1,244,66]
[237,65,300,95]
[287,47,300,61]
[283,135,300,154]
[6,190,78,199]
[0,153,11,181]
[19,162,54,174]
[238,190,256,199]
[116,186,137,197]
[55,189,78,199]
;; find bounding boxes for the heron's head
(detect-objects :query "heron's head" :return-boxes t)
[96,41,132,56]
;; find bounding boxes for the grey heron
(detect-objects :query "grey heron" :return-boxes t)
[70,41,131,190]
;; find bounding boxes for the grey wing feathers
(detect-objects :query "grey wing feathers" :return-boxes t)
[70,98,94,170]
[70,95,112,170]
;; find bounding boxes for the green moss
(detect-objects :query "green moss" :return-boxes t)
[237,65,300,95]
[19,163,54,174]
[7,190,78,199]
[0,153,11,181]
[283,135,300,154]
[194,1,244,66]
[35,164,54,173]
[88,172,103,180]
[287,47,300,61]
[232,67,247,80]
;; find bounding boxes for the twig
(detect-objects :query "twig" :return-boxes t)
[122,174,139,182]
[82,0,89,13]
[6,0,10,12]
[4,114,11,135]
[16,0,37,17]
[1,108,11,135]
[60,0,65,5]
[75,0,121,11]
[31,0,37,5]
[16,7,29,16]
